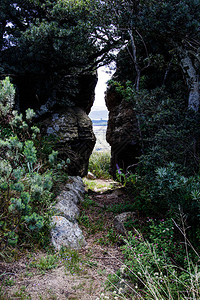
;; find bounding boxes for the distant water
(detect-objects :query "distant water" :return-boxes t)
[89,109,108,121]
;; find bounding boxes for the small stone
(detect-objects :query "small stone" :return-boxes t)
[86,172,96,180]
[114,212,135,235]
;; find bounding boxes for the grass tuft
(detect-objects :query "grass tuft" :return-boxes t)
[88,151,111,179]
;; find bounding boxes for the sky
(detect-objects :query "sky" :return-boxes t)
[92,65,115,110]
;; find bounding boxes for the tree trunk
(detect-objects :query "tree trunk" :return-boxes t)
[180,51,200,112]
[128,29,140,91]
[0,20,6,51]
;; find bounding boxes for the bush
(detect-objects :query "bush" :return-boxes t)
[110,80,200,248]
[88,151,111,179]
[106,219,200,299]
[109,81,200,177]
[0,76,15,117]
[0,77,69,249]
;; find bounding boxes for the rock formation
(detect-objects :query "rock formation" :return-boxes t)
[40,107,96,177]
[12,72,97,177]
[13,73,97,114]
[51,176,86,250]
[105,85,141,177]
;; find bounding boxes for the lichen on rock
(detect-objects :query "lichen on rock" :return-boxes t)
[51,176,86,250]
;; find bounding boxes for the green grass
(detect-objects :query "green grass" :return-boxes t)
[83,178,115,191]
[28,247,83,275]
[29,254,58,271]
[78,212,105,234]
[106,202,135,214]
[81,195,96,209]
[88,151,111,179]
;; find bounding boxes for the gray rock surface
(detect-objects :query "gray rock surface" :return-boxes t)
[114,212,135,235]
[57,176,85,204]
[55,199,80,222]
[51,216,86,250]
[51,176,86,250]
[56,190,80,205]
[65,176,86,199]
[41,107,96,177]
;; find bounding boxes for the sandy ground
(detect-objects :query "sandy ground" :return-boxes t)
[0,243,123,299]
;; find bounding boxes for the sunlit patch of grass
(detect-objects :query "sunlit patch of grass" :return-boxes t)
[83,178,116,192]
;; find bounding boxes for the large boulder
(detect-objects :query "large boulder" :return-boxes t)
[41,107,96,177]
[106,86,141,177]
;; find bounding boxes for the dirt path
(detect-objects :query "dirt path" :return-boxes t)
[0,180,133,300]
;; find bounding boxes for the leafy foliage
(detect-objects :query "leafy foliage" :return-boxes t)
[1,0,119,79]
[0,77,15,116]
[0,77,68,249]
[110,76,200,247]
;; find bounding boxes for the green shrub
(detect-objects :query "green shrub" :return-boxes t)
[0,77,69,249]
[88,151,111,179]
[136,165,200,241]
[110,81,200,177]
[0,112,54,247]
[0,77,15,117]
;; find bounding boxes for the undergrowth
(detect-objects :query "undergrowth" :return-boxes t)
[88,151,111,179]
[29,247,83,275]
[106,221,200,299]
[0,76,69,253]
